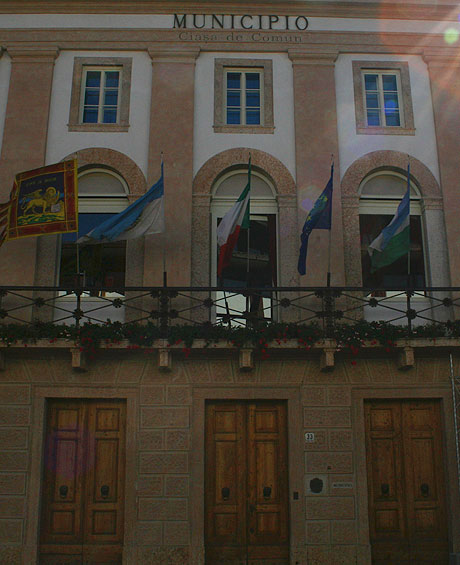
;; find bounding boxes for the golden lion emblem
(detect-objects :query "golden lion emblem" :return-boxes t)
[21,186,62,216]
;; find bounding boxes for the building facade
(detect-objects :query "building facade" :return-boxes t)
[0,1,460,563]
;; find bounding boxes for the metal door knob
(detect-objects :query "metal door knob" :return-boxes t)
[100,485,109,498]
[59,485,68,498]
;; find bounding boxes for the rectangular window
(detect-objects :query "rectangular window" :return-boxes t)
[81,68,121,124]
[68,57,132,132]
[363,71,402,127]
[225,69,262,126]
[214,59,274,134]
[352,61,415,135]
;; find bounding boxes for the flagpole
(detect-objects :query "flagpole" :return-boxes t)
[160,152,167,287]
[246,156,251,315]
[327,155,334,288]
[406,157,412,335]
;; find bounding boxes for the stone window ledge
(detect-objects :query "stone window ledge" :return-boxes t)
[213,125,275,134]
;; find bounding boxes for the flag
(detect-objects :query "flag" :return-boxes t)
[217,158,251,278]
[368,165,410,273]
[78,162,164,244]
[7,160,78,242]
[297,165,333,276]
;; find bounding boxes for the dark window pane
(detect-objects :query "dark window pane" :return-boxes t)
[227,92,240,107]
[84,90,100,106]
[104,90,118,106]
[366,93,379,109]
[367,110,380,126]
[246,92,260,108]
[82,108,98,123]
[364,74,378,91]
[382,74,397,91]
[85,71,101,88]
[227,72,241,89]
[245,73,260,89]
[385,112,401,126]
[105,71,119,87]
[246,110,260,125]
[227,110,241,124]
[103,108,117,123]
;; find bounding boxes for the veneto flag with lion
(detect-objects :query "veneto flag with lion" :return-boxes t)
[0,160,78,247]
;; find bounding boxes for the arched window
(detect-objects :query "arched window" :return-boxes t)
[211,168,278,322]
[359,171,425,289]
[59,168,129,289]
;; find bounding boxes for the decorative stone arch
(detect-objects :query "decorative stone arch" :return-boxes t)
[341,150,448,286]
[36,147,147,289]
[63,147,147,198]
[192,148,298,287]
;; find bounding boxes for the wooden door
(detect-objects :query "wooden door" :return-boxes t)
[205,401,289,565]
[365,400,448,565]
[40,400,126,565]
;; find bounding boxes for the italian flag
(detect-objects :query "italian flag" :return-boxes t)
[217,159,251,278]
[368,166,410,273]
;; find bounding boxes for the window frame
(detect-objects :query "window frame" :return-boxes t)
[352,60,415,135]
[214,58,274,134]
[79,66,122,126]
[224,68,264,127]
[68,57,132,132]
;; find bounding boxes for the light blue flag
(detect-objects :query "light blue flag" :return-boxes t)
[78,164,164,244]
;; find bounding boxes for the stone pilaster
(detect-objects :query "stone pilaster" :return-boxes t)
[423,50,460,285]
[144,47,200,286]
[0,46,59,286]
[289,49,344,286]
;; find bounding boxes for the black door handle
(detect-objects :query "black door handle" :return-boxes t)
[263,486,272,499]
[101,485,109,498]
[221,487,230,500]
[59,485,68,498]
[421,483,429,496]
[381,483,390,496]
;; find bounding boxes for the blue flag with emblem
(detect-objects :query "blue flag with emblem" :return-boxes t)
[297,165,333,276]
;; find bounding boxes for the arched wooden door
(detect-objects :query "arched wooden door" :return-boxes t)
[365,400,449,564]
[205,401,289,565]
[39,399,126,565]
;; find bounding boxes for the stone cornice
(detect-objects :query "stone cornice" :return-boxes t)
[147,45,200,63]
[0,1,459,22]
[6,45,59,63]
[423,49,460,68]
[288,48,338,65]
[0,29,457,54]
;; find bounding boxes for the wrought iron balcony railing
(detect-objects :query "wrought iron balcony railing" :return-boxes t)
[0,285,459,340]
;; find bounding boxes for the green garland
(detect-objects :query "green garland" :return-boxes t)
[0,319,458,357]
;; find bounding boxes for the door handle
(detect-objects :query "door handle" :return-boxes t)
[381,483,390,496]
[59,485,68,498]
[421,483,429,497]
[221,487,230,500]
[263,486,272,499]
[100,485,109,498]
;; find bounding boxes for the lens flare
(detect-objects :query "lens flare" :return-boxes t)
[444,28,459,45]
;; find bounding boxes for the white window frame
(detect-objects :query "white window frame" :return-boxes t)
[79,66,122,125]
[361,69,404,128]
[224,68,264,126]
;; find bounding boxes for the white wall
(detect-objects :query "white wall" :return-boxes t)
[194,52,296,179]
[0,53,11,156]
[46,50,152,177]
[335,53,441,182]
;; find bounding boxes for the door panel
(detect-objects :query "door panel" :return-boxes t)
[365,400,448,564]
[40,400,126,565]
[205,401,289,565]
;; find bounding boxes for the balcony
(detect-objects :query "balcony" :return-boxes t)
[0,284,459,372]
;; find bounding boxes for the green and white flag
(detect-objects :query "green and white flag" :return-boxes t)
[368,166,410,273]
